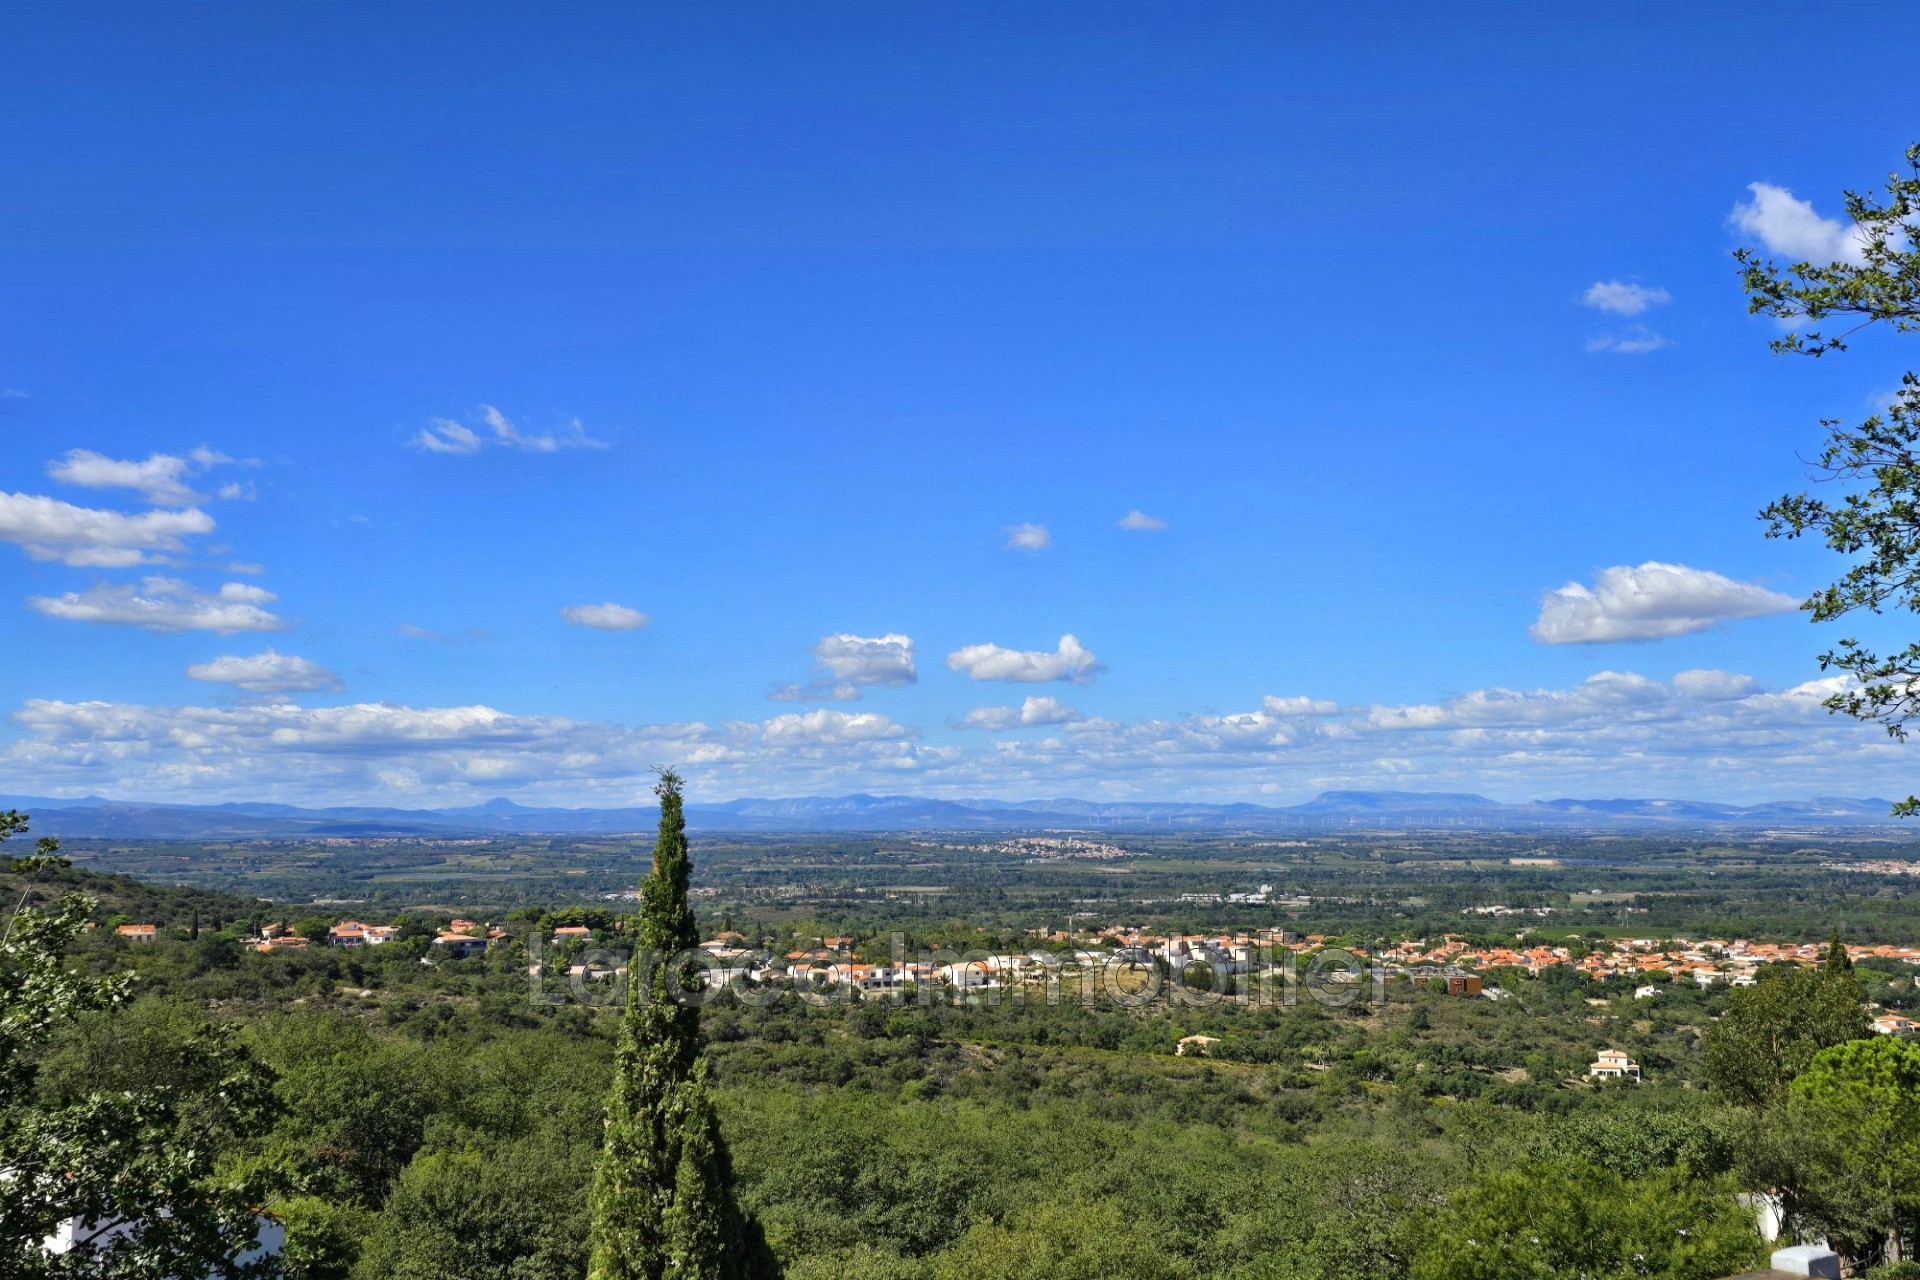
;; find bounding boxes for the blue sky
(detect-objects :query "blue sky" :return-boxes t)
[4,1,1919,806]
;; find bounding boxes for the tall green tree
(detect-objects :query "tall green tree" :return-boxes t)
[1745,144,1920,809]
[588,772,773,1280]
[1827,929,1856,974]
[1788,1037,1920,1267]
[1704,962,1868,1109]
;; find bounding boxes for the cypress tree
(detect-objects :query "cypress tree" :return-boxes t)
[588,770,774,1280]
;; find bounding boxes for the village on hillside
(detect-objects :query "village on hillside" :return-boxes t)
[98,909,1920,1046]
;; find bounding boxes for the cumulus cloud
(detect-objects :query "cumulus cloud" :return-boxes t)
[28,577,285,634]
[186,649,342,694]
[0,493,216,567]
[1002,523,1052,552]
[946,634,1103,684]
[1118,510,1168,532]
[413,406,608,456]
[1731,182,1870,266]
[1353,670,1854,745]
[45,446,252,506]
[0,667,1905,806]
[1582,281,1671,316]
[956,696,1084,730]
[815,633,917,684]
[771,633,917,702]
[0,697,945,805]
[1366,669,1675,732]
[44,445,255,510]
[48,450,200,505]
[971,668,1887,801]
[1262,695,1341,716]
[761,709,919,746]
[561,603,649,631]
[1529,561,1799,644]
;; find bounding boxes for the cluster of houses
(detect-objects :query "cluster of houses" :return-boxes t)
[1375,933,1920,986]
[103,911,1920,1032]
[622,929,1330,998]
[240,917,509,957]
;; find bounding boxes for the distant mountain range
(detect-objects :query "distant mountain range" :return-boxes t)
[0,789,1906,839]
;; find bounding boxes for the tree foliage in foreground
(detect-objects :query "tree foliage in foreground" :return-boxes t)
[1786,1037,1920,1268]
[0,811,283,1279]
[1703,959,1868,1109]
[588,773,774,1280]
[1746,143,1920,809]
[1409,1157,1763,1280]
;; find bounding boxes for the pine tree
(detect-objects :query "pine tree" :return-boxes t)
[1824,928,1853,975]
[588,771,774,1280]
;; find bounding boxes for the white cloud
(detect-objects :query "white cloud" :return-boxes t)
[0,667,1907,806]
[47,450,200,505]
[27,577,286,634]
[413,419,483,455]
[1530,561,1799,645]
[1671,668,1761,701]
[970,668,1887,801]
[561,603,649,631]
[0,492,215,567]
[0,697,950,805]
[771,633,917,702]
[1118,510,1168,532]
[186,649,342,694]
[480,404,608,453]
[46,446,253,505]
[1366,669,1675,731]
[956,695,1083,730]
[1586,325,1669,355]
[1002,523,1052,552]
[0,388,27,400]
[815,632,917,685]
[414,406,608,456]
[1582,281,1671,316]
[761,708,919,746]
[946,634,1103,684]
[1262,695,1341,716]
[1731,181,1870,266]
